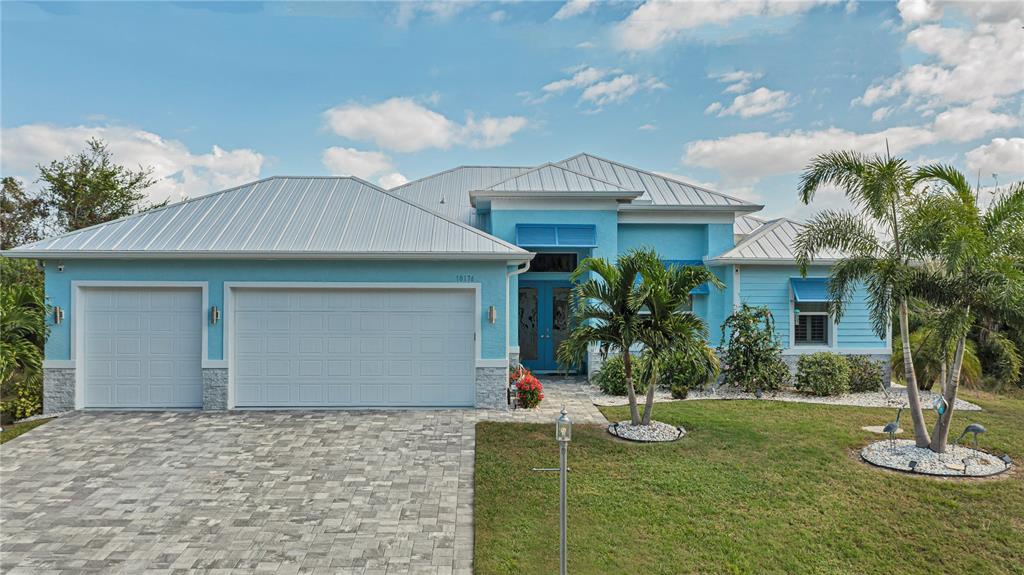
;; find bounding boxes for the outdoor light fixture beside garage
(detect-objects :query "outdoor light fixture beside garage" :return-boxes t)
[209,305,220,325]
[488,305,497,324]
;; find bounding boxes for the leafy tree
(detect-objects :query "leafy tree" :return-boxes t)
[0,282,48,420]
[902,165,1024,452]
[719,304,790,393]
[1,177,47,250]
[557,250,652,425]
[38,138,162,232]
[794,151,931,447]
[634,253,722,424]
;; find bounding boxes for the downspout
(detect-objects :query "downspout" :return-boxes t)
[506,260,532,364]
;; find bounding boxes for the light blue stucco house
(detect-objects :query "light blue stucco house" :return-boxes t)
[5,153,890,413]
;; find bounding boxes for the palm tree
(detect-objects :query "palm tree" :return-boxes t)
[557,249,652,425]
[903,165,1024,452]
[635,255,722,425]
[795,150,931,447]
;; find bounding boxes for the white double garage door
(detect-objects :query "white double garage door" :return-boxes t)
[81,286,477,409]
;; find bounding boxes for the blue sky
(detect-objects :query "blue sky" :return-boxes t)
[2,0,1021,218]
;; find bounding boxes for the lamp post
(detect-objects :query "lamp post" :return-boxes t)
[556,406,572,575]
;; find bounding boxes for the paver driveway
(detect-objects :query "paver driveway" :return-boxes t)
[1,410,476,575]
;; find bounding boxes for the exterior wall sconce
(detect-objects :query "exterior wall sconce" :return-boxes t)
[53,306,64,325]
[210,305,220,325]
[487,305,497,324]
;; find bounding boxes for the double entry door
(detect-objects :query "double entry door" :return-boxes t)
[518,280,572,372]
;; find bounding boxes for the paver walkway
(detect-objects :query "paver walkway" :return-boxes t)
[0,380,604,574]
[1,410,476,575]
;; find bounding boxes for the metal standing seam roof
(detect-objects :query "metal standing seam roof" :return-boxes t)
[734,214,768,236]
[556,153,762,211]
[477,163,642,195]
[708,218,845,264]
[387,166,532,227]
[3,176,531,260]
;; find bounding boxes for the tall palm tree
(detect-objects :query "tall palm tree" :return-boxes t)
[903,165,1024,452]
[557,249,652,425]
[795,150,931,447]
[635,255,722,425]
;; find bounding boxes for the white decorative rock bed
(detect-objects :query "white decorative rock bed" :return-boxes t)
[607,420,685,442]
[861,439,1011,477]
[590,384,982,411]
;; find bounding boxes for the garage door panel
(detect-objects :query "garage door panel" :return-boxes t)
[82,287,202,408]
[233,287,476,408]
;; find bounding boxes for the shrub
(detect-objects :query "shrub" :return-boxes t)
[594,354,648,396]
[509,364,530,386]
[516,374,544,408]
[659,348,720,399]
[719,305,790,393]
[795,352,851,396]
[846,356,884,393]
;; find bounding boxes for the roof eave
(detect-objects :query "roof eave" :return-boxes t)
[705,256,839,266]
[1,250,535,262]
[619,203,764,214]
[468,189,643,207]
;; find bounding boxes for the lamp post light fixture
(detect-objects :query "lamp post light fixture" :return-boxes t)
[556,406,571,575]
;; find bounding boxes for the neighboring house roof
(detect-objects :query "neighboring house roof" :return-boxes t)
[708,218,844,264]
[4,176,531,260]
[556,153,762,212]
[469,163,643,206]
[734,214,768,236]
[388,165,532,227]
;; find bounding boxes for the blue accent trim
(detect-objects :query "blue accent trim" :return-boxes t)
[791,277,829,302]
[516,224,597,247]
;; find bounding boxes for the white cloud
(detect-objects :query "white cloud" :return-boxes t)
[542,66,610,94]
[489,10,506,22]
[393,1,468,27]
[871,106,892,122]
[324,97,527,152]
[966,138,1024,175]
[553,0,594,20]
[712,70,763,94]
[321,147,395,179]
[704,102,723,115]
[378,172,410,189]
[638,123,658,131]
[615,0,833,51]
[717,87,794,118]
[0,123,265,203]
[845,0,858,15]
[896,0,941,24]
[581,74,640,106]
[932,104,1020,143]
[576,41,596,49]
[856,17,1024,111]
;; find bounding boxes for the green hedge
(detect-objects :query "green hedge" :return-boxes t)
[846,356,884,393]
[795,352,851,396]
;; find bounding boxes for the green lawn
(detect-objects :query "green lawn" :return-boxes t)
[475,392,1024,574]
[0,418,51,445]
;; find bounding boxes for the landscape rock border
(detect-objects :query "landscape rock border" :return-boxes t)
[607,420,685,443]
[861,439,1011,478]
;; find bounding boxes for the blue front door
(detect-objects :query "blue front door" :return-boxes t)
[518,280,572,372]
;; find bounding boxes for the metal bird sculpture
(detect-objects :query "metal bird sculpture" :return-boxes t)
[883,405,905,452]
[955,423,987,449]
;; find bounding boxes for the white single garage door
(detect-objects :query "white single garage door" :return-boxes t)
[232,288,476,407]
[81,287,203,408]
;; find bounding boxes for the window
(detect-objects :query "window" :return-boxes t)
[794,302,830,345]
[530,253,578,273]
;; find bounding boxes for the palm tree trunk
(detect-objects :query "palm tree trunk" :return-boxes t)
[930,334,966,453]
[640,361,657,425]
[899,300,931,447]
[622,351,641,425]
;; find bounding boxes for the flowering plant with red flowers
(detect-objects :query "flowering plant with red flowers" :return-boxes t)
[509,365,530,387]
[515,374,544,409]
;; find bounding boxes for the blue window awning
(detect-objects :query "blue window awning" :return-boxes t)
[663,259,709,295]
[791,277,829,302]
[516,224,597,248]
